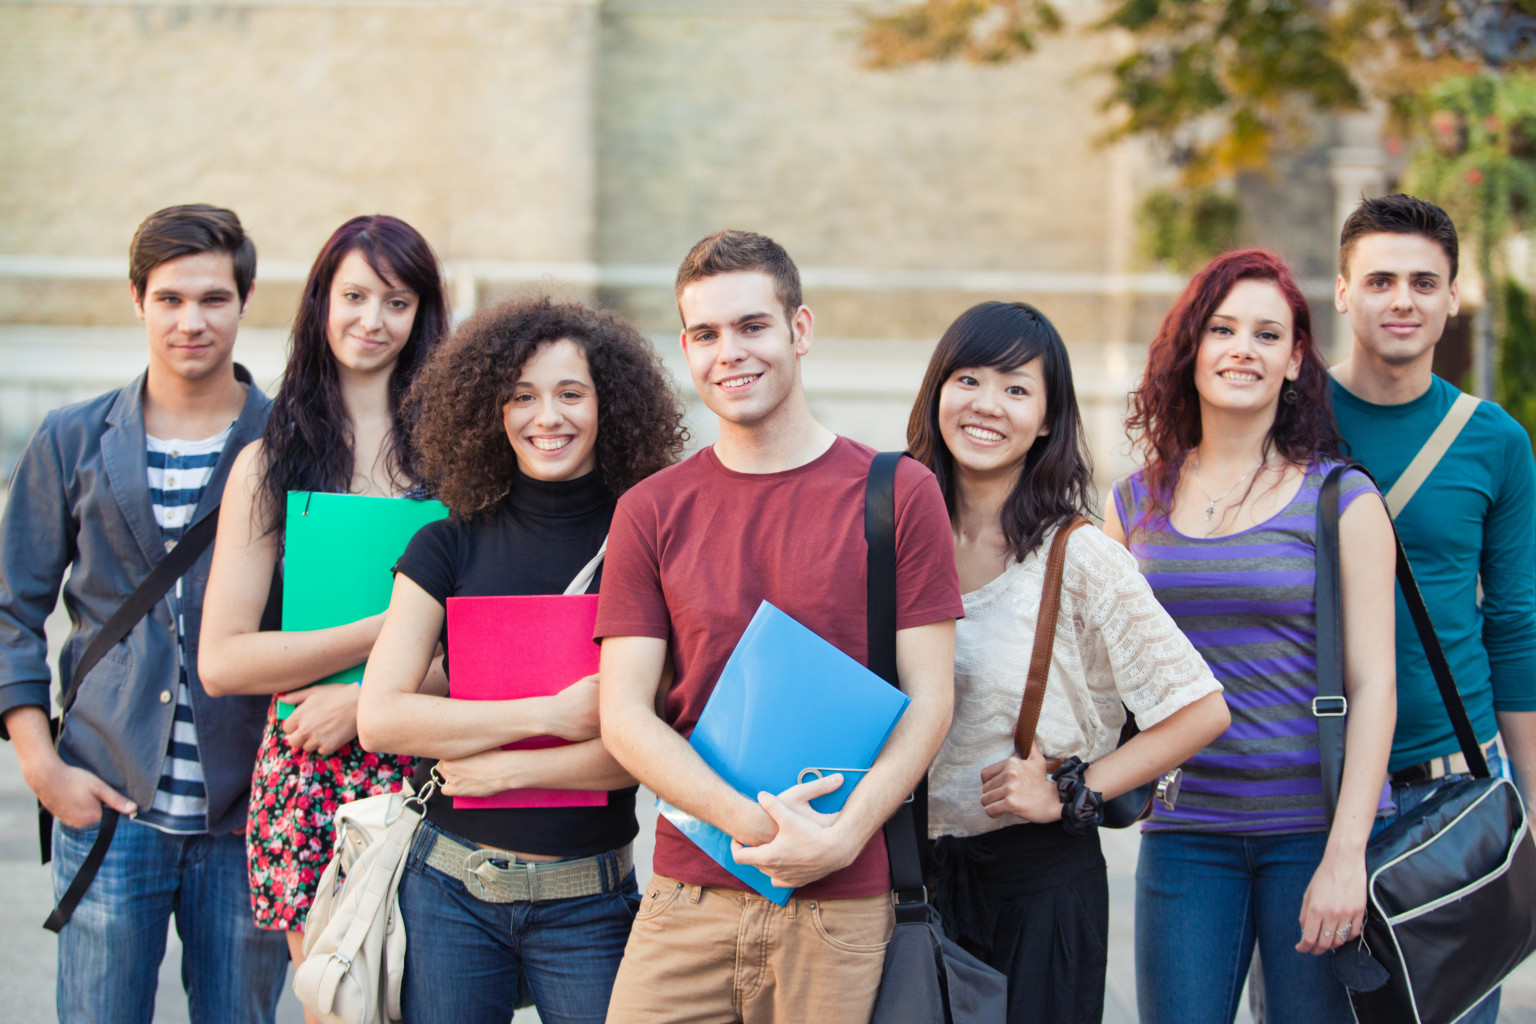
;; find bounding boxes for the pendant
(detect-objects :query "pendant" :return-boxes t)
[1204,505,1216,520]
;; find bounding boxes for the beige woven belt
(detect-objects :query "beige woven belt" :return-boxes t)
[426,836,632,903]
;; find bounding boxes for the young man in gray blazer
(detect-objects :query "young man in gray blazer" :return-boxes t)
[0,205,288,1023]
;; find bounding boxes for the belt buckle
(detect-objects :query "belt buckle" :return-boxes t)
[462,847,520,902]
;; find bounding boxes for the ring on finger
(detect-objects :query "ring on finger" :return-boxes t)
[1322,929,1334,938]
[1337,923,1351,940]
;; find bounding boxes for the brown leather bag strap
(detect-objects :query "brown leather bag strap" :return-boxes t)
[1013,516,1091,759]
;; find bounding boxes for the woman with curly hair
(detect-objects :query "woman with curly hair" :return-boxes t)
[356,295,688,1024]
[198,215,449,1000]
[1103,249,1397,1023]
[908,301,1229,1024]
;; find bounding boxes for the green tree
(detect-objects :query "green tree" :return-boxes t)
[1498,278,1536,443]
[861,2,1534,238]
[862,1,1465,188]
[1398,71,1536,405]
[862,1,1536,409]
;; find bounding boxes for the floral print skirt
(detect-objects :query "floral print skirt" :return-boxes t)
[246,698,415,931]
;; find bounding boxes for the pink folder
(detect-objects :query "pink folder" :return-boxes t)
[445,594,607,809]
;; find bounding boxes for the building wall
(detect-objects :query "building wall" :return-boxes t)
[1,0,599,327]
[0,0,1344,489]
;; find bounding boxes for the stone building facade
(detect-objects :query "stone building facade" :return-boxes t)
[1,0,1363,491]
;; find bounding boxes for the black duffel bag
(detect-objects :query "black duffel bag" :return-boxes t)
[1316,465,1536,1024]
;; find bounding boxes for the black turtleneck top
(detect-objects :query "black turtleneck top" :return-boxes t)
[393,468,636,856]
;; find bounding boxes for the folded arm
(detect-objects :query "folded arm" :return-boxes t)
[436,739,635,797]
[356,573,608,771]
[598,633,776,847]
[734,618,955,888]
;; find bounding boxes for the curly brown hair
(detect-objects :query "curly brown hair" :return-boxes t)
[408,296,689,518]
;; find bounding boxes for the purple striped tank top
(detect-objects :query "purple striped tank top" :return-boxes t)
[1112,459,1392,834]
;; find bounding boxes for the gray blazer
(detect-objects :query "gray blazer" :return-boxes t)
[0,367,272,834]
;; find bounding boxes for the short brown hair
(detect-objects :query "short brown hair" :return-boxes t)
[1339,194,1459,282]
[129,204,256,304]
[674,229,803,324]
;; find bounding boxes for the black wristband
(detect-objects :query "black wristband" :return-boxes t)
[1051,756,1105,836]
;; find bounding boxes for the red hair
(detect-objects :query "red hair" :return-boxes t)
[1126,248,1342,508]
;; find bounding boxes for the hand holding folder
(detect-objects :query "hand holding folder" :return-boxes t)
[659,600,910,904]
[278,492,449,718]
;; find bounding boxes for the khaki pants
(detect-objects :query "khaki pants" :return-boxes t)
[605,874,894,1024]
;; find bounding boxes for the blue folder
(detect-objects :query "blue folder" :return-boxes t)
[659,600,911,904]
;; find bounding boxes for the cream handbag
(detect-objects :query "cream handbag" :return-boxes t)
[292,777,433,1024]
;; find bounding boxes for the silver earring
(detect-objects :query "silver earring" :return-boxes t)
[1282,385,1298,404]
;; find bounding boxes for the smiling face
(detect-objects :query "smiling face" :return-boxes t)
[326,249,420,377]
[678,270,811,431]
[133,250,243,384]
[1194,278,1302,417]
[1336,231,1459,370]
[502,338,599,483]
[937,359,1050,481]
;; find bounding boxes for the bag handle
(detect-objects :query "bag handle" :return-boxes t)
[1012,517,1091,759]
[1315,465,1489,823]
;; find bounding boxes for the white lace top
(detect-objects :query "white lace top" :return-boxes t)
[928,523,1221,839]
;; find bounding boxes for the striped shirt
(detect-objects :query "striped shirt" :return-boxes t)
[134,426,230,835]
[1112,459,1392,835]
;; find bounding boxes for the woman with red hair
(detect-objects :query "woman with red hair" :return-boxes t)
[1104,249,1397,1023]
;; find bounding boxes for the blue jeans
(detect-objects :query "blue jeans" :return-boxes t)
[398,818,640,1024]
[1386,760,1503,1024]
[50,815,289,1024]
[1135,830,1354,1024]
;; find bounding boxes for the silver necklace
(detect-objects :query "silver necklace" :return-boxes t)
[1192,453,1259,521]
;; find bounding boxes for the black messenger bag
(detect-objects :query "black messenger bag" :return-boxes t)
[1315,465,1536,1024]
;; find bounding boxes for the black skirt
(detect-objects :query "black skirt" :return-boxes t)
[932,822,1109,1024]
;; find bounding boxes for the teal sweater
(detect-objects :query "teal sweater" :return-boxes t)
[1330,375,1536,771]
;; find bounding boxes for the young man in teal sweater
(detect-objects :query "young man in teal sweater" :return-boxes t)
[1330,193,1536,1024]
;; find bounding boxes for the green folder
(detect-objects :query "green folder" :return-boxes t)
[276,491,450,718]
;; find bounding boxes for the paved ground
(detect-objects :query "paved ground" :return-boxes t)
[3,736,1533,1022]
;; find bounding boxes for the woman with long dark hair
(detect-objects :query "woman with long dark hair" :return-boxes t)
[198,216,449,998]
[1104,250,1397,1023]
[908,301,1230,1024]
[355,296,687,1024]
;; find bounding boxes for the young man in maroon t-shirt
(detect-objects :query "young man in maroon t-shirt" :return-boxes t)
[596,230,963,1023]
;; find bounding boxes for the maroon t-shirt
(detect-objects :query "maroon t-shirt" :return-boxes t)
[595,436,963,899]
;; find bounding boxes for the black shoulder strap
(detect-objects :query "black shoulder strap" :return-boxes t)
[865,452,901,685]
[58,507,221,716]
[41,506,221,933]
[1316,464,1489,823]
[1314,469,1348,824]
[865,452,929,921]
